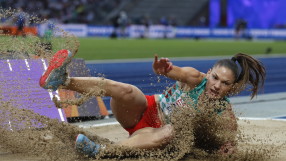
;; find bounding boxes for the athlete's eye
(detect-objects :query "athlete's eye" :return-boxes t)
[212,75,218,80]
[223,82,230,86]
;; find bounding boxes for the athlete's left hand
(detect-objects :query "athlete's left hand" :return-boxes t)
[219,142,236,155]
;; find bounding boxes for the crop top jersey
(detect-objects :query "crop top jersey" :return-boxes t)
[158,78,230,122]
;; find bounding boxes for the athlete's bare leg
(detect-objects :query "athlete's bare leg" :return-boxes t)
[40,50,173,155]
[116,124,174,149]
[63,77,147,129]
[75,124,174,157]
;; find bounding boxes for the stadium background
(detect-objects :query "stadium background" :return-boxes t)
[0,0,286,122]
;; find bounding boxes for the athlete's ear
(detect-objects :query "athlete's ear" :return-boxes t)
[206,68,212,79]
[207,68,212,74]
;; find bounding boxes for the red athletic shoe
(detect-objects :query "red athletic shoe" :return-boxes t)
[39,49,72,91]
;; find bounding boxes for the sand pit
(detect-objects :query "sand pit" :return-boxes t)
[0,119,285,161]
[87,119,286,161]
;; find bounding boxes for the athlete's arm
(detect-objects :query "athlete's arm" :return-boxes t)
[117,125,174,149]
[152,55,205,88]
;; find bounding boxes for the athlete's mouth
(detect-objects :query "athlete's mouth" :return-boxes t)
[210,89,219,96]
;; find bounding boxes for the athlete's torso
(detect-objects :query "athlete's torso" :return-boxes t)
[156,78,229,122]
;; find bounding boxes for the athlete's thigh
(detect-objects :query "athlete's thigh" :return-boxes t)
[110,84,147,129]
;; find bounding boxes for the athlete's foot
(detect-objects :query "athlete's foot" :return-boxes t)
[75,134,101,158]
[39,49,72,91]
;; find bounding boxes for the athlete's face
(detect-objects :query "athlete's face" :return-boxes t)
[205,66,236,99]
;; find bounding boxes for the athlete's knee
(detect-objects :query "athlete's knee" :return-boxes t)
[117,84,136,100]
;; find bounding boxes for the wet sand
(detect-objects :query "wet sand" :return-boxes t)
[1,119,285,161]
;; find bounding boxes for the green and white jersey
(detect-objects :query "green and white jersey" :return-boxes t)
[158,78,229,120]
[158,81,187,116]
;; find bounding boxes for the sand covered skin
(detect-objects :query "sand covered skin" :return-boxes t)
[1,9,286,161]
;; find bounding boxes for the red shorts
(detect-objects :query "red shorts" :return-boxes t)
[124,95,162,135]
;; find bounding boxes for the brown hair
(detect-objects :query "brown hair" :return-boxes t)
[214,53,266,99]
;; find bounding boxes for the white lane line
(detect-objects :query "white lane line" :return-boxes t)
[57,108,65,122]
[7,59,12,71]
[48,90,53,100]
[78,121,120,128]
[47,91,65,122]
[8,120,13,131]
[41,58,47,70]
[24,59,30,70]
[55,91,65,122]
[238,117,286,121]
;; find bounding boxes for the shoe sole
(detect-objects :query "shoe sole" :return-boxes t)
[39,49,72,89]
[75,134,85,150]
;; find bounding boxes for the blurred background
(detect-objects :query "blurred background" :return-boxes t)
[1,0,286,40]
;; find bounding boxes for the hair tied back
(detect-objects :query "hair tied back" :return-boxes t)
[231,57,237,62]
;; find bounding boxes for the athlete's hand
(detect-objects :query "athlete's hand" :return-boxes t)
[219,142,236,155]
[152,54,173,75]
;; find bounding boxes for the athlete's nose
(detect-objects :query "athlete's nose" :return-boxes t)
[214,81,221,90]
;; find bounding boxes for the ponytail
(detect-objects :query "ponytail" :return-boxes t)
[231,53,266,99]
